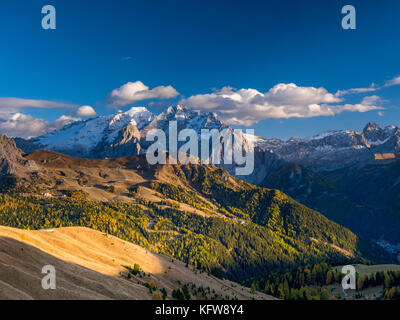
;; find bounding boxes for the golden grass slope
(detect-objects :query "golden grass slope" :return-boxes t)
[0,226,276,300]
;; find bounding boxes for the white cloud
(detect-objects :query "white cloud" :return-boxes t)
[262,83,341,105]
[0,96,95,117]
[0,97,76,114]
[336,75,400,94]
[327,95,383,114]
[0,113,80,138]
[336,83,378,96]
[107,81,179,107]
[53,115,81,127]
[359,95,381,106]
[384,76,400,87]
[75,105,97,117]
[0,98,93,137]
[181,83,382,125]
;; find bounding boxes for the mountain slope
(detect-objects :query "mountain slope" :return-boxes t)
[0,226,272,300]
[323,160,400,243]
[262,159,400,244]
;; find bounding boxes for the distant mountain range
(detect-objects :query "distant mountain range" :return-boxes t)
[248,122,400,169]
[255,123,400,244]
[15,106,399,171]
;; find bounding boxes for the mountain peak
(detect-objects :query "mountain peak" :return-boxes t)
[363,122,381,133]
[160,105,200,121]
[165,104,192,114]
[109,106,154,130]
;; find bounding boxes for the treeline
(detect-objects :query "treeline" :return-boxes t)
[249,263,340,300]
[357,270,400,299]
[356,270,400,290]
[0,193,150,247]
[250,263,400,300]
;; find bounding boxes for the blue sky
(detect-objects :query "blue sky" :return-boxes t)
[1,0,400,139]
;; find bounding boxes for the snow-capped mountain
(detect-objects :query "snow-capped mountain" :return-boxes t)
[15,105,279,184]
[25,105,248,157]
[247,122,400,169]
[141,105,229,144]
[15,103,399,179]
[27,107,154,158]
[139,105,246,154]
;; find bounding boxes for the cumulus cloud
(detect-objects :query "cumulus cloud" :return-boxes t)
[75,105,97,117]
[106,81,179,108]
[181,83,382,125]
[384,76,400,87]
[0,113,80,138]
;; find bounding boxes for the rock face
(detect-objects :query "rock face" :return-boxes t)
[250,122,400,169]
[100,124,142,158]
[0,134,38,182]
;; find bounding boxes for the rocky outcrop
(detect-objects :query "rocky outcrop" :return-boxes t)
[102,123,142,158]
[0,134,38,176]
